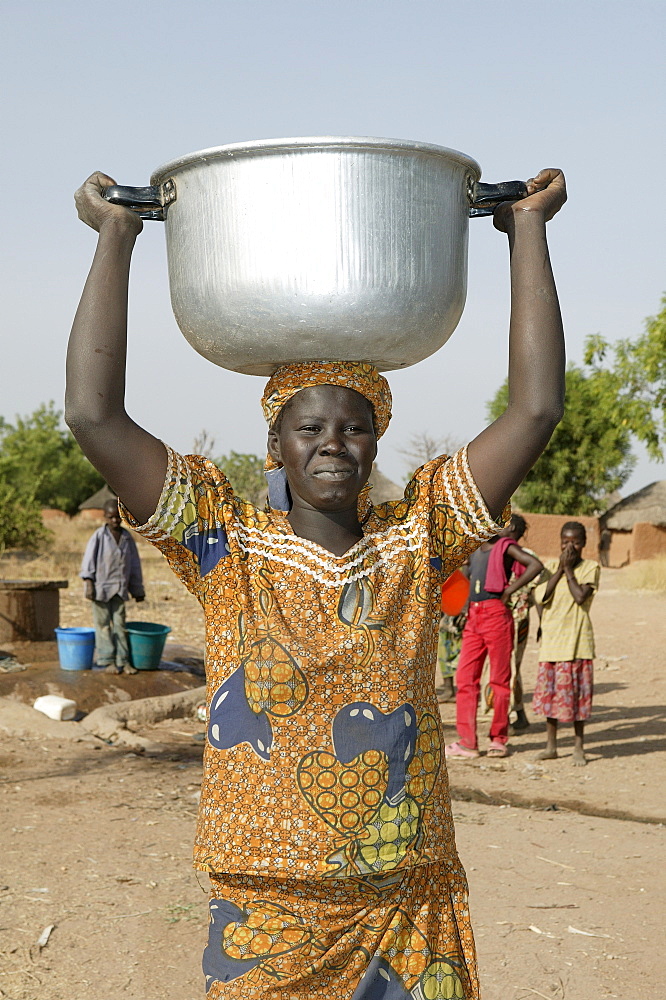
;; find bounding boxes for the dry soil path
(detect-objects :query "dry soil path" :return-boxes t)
[0,572,663,999]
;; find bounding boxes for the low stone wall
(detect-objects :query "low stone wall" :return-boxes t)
[76,509,105,522]
[40,508,68,522]
[81,685,206,750]
[0,580,68,642]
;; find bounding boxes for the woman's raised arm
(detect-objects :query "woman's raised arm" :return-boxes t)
[66,172,167,525]
[466,168,567,521]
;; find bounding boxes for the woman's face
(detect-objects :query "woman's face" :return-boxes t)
[267,385,377,512]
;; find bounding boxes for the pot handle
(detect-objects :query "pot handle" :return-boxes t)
[468,180,527,218]
[102,179,176,221]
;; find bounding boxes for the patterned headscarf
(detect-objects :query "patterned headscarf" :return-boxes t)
[260,361,393,509]
[262,361,391,438]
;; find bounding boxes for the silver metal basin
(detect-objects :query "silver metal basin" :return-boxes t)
[108,138,522,375]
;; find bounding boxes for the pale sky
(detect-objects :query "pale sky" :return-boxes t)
[1,0,664,495]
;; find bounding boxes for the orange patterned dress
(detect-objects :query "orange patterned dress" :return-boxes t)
[122,444,507,999]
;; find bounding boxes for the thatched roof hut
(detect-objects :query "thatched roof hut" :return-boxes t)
[601,481,666,530]
[79,484,117,510]
[368,465,404,504]
[78,484,117,514]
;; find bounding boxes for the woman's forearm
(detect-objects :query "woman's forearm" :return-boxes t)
[506,211,565,436]
[503,211,566,454]
[65,219,138,431]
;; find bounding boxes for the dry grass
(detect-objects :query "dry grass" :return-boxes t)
[618,555,666,592]
[0,517,95,581]
[0,516,205,649]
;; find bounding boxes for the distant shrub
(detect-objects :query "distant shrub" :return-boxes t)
[0,403,104,515]
[0,482,52,552]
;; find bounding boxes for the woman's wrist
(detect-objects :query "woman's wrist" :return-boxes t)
[98,213,142,244]
[511,202,546,223]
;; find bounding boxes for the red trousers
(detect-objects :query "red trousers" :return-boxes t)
[455,599,513,748]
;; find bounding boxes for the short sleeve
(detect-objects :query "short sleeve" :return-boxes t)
[579,560,600,592]
[119,445,235,602]
[412,446,511,579]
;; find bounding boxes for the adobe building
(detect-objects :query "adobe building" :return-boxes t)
[368,464,404,503]
[77,484,118,522]
[600,481,666,567]
[512,512,600,563]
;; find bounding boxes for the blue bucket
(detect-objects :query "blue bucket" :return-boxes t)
[55,627,96,671]
[125,621,171,671]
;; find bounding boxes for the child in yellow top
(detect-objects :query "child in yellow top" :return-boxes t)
[533,522,599,766]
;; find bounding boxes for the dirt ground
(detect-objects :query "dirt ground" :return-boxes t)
[0,560,664,1000]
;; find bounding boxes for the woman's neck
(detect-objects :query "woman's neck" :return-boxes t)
[287,505,363,556]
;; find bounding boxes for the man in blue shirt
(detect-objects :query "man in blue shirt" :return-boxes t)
[80,498,145,673]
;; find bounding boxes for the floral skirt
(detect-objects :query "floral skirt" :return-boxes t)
[532,659,593,722]
[204,861,478,999]
[438,615,464,680]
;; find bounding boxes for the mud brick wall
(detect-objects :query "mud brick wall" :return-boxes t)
[631,522,666,561]
[608,530,632,568]
[514,512,600,562]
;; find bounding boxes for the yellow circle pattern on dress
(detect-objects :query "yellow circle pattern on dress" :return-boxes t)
[242,637,308,717]
[223,900,312,962]
[406,712,441,803]
[377,909,432,987]
[297,750,388,836]
[420,960,466,999]
[205,860,478,1000]
[357,797,420,872]
[376,912,467,997]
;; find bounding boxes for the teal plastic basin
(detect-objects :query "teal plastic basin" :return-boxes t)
[125,621,171,670]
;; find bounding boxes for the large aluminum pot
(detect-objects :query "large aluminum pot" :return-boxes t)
[104,137,525,376]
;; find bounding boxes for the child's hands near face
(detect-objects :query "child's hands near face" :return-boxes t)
[559,542,579,569]
[74,172,143,236]
[494,168,567,233]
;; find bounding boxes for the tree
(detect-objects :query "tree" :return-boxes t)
[397,431,463,480]
[584,295,666,460]
[0,481,52,552]
[487,365,635,515]
[215,451,266,506]
[191,429,217,459]
[0,403,104,515]
[487,295,666,514]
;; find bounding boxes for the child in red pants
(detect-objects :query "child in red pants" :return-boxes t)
[446,535,542,758]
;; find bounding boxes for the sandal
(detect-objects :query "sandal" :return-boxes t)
[445,741,480,759]
[487,741,510,758]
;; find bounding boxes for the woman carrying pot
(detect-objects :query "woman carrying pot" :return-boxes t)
[66,167,566,1000]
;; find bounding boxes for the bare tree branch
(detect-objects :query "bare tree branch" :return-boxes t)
[397,431,463,472]
[192,429,217,459]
